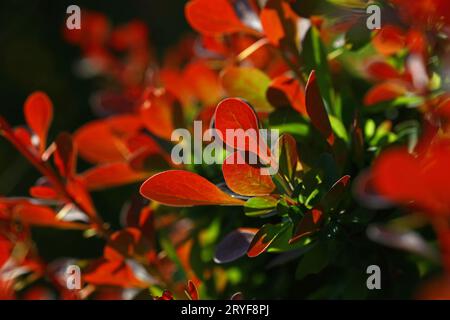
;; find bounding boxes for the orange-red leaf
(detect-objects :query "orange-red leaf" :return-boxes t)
[364,81,407,106]
[12,203,87,229]
[24,92,53,153]
[247,224,283,257]
[140,170,244,207]
[372,142,450,217]
[185,280,199,300]
[104,228,143,261]
[0,236,11,269]
[267,74,307,116]
[184,61,222,106]
[372,25,406,56]
[185,0,251,36]
[79,162,149,191]
[305,71,334,145]
[260,0,300,48]
[140,89,180,140]
[54,132,76,178]
[289,209,323,244]
[214,98,260,152]
[29,186,59,200]
[83,259,147,288]
[223,152,275,196]
[74,115,142,164]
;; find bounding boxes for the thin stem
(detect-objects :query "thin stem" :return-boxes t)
[0,116,109,237]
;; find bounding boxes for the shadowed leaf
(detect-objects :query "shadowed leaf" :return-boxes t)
[214,228,257,264]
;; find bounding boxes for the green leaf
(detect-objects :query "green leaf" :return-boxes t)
[244,196,279,217]
[296,241,329,280]
[221,66,274,112]
[302,26,334,114]
[329,115,349,143]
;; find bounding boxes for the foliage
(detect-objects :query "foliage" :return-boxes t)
[1,0,450,299]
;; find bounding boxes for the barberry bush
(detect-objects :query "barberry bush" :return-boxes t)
[1,0,450,299]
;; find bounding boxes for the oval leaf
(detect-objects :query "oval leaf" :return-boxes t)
[140,170,245,206]
[305,71,334,145]
[223,152,276,196]
[214,228,257,264]
[221,67,274,112]
[24,91,53,153]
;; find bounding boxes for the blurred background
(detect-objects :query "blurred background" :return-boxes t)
[0,0,189,260]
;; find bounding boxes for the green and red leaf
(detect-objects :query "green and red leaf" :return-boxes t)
[305,71,334,145]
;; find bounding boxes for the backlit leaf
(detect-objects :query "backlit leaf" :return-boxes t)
[247,223,286,257]
[223,152,276,196]
[305,71,334,145]
[221,67,274,112]
[185,0,253,36]
[79,162,149,191]
[24,92,53,154]
[244,196,278,217]
[140,170,245,206]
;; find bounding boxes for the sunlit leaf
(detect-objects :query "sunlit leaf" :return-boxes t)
[266,74,307,116]
[223,152,276,196]
[185,0,254,36]
[221,67,274,112]
[140,170,244,206]
[24,92,53,154]
[244,196,278,217]
[260,0,300,48]
[80,162,149,191]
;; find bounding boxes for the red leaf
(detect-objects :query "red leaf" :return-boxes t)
[185,0,251,36]
[267,74,307,116]
[321,175,351,211]
[223,152,275,196]
[79,162,149,191]
[366,61,403,81]
[156,290,174,300]
[185,280,199,300]
[104,228,143,261]
[214,98,270,162]
[0,236,11,269]
[74,115,142,164]
[140,89,180,140]
[305,71,334,145]
[140,170,244,206]
[372,25,406,56]
[29,186,59,200]
[54,132,76,178]
[83,259,147,288]
[13,127,33,150]
[67,179,97,218]
[289,209,323,244]
[260,0,300,48]
[364,81,407,106]
[12,203,87,229]
[247,224,284,257]
[24,92,53,153]
[183,61,222,106]
[372,142,450,217]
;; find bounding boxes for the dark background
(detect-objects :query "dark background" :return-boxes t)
[0,0,190,259]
